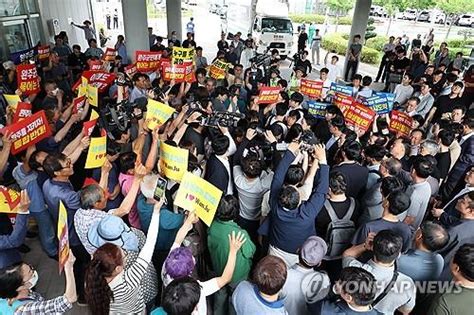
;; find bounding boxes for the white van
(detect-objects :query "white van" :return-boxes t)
[458,14,474,27]
[403,9,417,21]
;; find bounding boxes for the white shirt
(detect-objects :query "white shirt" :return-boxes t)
[326,135,338,149]
[326,63,341,82]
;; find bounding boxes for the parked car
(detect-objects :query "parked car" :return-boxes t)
[458,14,474,27]
[370,5,387,17]
[403,9,417,20]
[430,10,447,24]
[417,10,430,22]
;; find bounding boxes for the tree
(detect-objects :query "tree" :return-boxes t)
[439,0,474,40]
[326,0,354,33]
[373,0,409,35]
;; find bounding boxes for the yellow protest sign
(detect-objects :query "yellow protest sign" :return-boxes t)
[78,84,87,97]
[58,201,70,273]
[87,84,98,107]
[209,60,229,80]
[146,99,175,129]
[85,136,107,169]
[3,94,21,107]
[160,142,189,182]
[0,186,22,214]
[174,172,223,226]
[172,47,195,65]
[90,109,99,120]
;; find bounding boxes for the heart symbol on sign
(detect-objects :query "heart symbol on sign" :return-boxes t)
[187,194,195,201]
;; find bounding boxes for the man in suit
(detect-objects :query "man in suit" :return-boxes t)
[204,128,237,195]
[440,117,474,201]
[326,116,345,166]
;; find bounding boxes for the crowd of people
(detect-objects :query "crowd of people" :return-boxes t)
[0,16,473,315]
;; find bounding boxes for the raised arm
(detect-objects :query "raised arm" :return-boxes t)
[113,164,147,217]
[215,231,246,288]
[270,142,299,201]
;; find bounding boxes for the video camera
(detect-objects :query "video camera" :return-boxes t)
[199,111,245,128]
[100,97,148,135]
[300,130,319,153]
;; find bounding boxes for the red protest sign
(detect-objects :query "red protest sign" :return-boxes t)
[3,110,52,154]
[389,110,413,137]
[332,92,354,115]
[83,119,97,137]
[13,102,32,123]
[82,70,116,93]
[161,61,193,83]
[300,79,323,99]
[37,45,50,61]
[17,64,40,95]
[102,47,116,62]
[344,102,376,133]
[125,63,137,78]
[89,59,103,71]
[257,87,281,104]
[72,96,87,114]
[135,51,161,72]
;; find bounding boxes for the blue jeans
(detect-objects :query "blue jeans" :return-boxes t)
[31,210,57,257]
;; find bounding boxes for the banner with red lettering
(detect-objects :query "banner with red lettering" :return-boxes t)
[83,119,97,137]
[135,51,161,72]
[17,64,40,95]
[344,102,376,133]
[13,102,32,123]
[257,86,281,104]
[3,110,52,154]
[37,45,50,61]
[81,70,116,93]
[72,95,87,114]
[102,47,116,62]
[332,92,354,116]
[161,61,193,83]
[389,110,413,137]
[209,60,229,80]
[125,63,137,78]
[300,79,323,99]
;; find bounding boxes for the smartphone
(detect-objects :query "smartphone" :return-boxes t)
[153,178,168,202]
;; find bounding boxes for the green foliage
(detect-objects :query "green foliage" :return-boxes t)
[288,14,352,25]
[365,17,377,40]
[365,36,389,51]
[438,0,474,14]
[326,0,354,12]
[321,33,380,64]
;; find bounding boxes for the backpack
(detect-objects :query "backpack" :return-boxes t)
[324,197,356,259]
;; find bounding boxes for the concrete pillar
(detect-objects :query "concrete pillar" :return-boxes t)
[166,0,182,41]
[122,0,149,62]
[343,0,372,81]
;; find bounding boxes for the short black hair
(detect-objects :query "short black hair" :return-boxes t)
[0,263,23,299]
[288,109,302,120]
[303,113,318,128]
[380,176,404,197]
[216,195,239,221]
[362,75,372,87]
[420,221,449,252]
[453,244,474,282]
[326,105,343,117]
[412,156,434,179]
[386,191,410,215]
[407,96,420,105]
[290,92,304,104]
[28,150,44,171]
[329,115,345,130]
[364,144,387,162]
[118,152,137,174]
[215,86,229,97]
[373,230,403,264]
[275,102,288,116]
[42,152,68,178]
[278,185,300,210]
[342,141,362,161]
[242,155,263,178]
[438,129,455,147]
[285,165,304,185]
[329,171,347,195]
[338,267,377,306]
[320,67,329,74]
[162,277,201,315]
[352,74,363,82]
[212,135,230,155]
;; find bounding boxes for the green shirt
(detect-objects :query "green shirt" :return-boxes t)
[208,220,256,284]
[428,286,474,315]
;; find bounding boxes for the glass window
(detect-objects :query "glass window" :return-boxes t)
[28,17,42,46]
[0,0,26,17]
[25,0,38,13]
[3,22,29,53]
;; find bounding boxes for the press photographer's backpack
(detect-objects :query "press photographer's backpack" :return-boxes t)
[324,197,356,259]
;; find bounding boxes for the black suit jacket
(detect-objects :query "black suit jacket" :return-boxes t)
[204,154,231,194]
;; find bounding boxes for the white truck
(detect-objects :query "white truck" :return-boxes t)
[226,0,294,58]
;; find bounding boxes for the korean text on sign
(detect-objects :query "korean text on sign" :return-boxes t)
[389,110,413,137]
[17,64,41,95]
[135,51,162,72]
[257,87,281,104]
[300,79,323,99]
[344,102,376,132]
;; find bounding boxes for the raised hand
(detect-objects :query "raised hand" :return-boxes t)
[228,231,246,253]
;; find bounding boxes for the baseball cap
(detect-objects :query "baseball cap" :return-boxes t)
[300,236,327,266]
[88,215,139,251]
